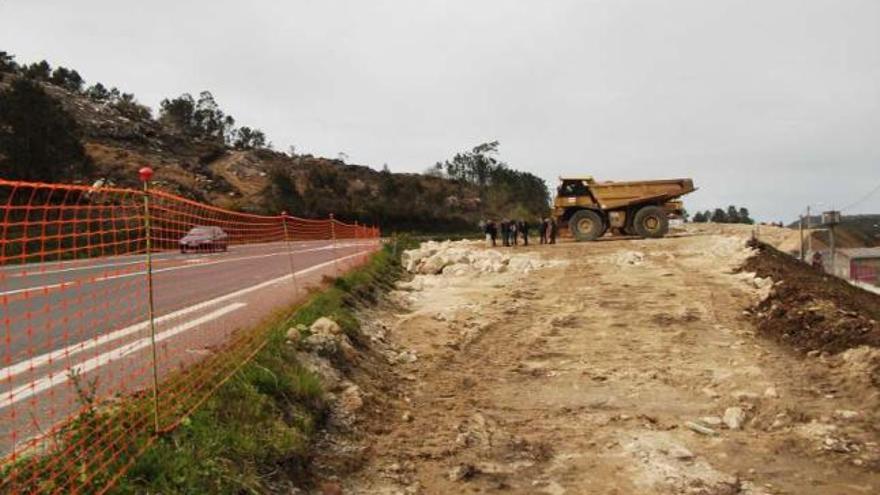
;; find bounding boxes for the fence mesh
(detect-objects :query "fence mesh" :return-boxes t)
[0,177,379,493]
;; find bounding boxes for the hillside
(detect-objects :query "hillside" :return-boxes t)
[0,53,547,232]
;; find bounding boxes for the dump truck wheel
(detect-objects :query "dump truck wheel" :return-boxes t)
[633,206,669,238]
[569,209,605,241]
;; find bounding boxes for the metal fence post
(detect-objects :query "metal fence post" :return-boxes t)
[330,213,340,275]
[281,212,299,297]
[139,166,161,435]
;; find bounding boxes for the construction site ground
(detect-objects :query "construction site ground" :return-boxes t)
[308,225,880,495]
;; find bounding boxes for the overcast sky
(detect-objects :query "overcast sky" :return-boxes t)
[2,0,879,221]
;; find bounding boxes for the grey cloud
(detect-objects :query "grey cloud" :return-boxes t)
[1,0,878,220]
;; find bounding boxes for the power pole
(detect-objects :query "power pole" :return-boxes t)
[822,210,841,276]
[799,215,805,262]
[829,225,836,275]
[806,205,812,256]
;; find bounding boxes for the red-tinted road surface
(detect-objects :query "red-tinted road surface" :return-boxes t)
[0,239,379,457]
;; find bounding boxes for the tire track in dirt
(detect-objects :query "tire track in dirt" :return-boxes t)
[311,231,880,495]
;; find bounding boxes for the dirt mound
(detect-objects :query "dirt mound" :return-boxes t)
[742,241,880,355]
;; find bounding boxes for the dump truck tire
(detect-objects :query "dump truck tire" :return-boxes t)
[569,209,605,241]
[633,205,669,238]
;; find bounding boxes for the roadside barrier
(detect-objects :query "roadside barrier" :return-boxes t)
[0,169,380,493]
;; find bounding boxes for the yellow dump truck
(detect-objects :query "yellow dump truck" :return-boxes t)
[554,176,696,241]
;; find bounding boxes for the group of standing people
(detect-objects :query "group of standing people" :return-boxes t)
[483,218,558,247]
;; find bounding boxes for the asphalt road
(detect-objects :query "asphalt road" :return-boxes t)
[0,238,379,457]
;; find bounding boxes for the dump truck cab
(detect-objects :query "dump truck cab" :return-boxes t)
[553,176,695,241]
[554,176,599,209]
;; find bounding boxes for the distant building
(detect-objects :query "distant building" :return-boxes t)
[828,247,880,286]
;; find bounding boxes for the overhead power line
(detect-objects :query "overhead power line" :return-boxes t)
[841,182,880,212]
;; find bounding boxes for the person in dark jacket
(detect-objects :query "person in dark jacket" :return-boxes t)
[510,221,518,246]
[549,218,558,244]
[539,218,548,244]
[811,251,823,270]
[484,220,497,247]
[519,220,529,246]
[500,220,510,247]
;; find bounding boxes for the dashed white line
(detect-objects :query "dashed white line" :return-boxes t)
[0,242,373,297]
[0,248,375,384]
[0,303,247,409]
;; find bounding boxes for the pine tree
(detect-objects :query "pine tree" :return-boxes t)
[24,60,51,81]
[0,78,90,181]
[86,83,111,102]
[0,51,18,73]
[726,205,740,223]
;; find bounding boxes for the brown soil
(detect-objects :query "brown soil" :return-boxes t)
[742,240,880,355]
[306,226,880,494]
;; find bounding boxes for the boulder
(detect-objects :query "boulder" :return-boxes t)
[302,317,349,357]
[419,255,450,275]
[723,407,747,430]
[285,323,308,343]
[442,263,473,276]
[311,317,342,335]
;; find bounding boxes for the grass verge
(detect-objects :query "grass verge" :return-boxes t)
[111,238,413,493]
[0,237,414,494]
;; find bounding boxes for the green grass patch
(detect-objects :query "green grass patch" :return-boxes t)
[110,237,412,494]
[0,237,413,494]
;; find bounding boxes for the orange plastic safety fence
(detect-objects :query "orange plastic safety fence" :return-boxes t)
[0,177,380,494]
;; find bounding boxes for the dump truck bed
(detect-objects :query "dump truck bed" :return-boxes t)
[587,178,696,210]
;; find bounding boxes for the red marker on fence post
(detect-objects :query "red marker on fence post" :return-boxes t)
[139,166,161,435]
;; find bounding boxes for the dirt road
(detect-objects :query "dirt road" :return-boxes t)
[311,228,880,494]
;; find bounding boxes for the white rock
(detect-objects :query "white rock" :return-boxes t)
[723,407,747,430]
[395,350,418,364]
[699,416,723,427]
[310,317,342,335]
[668,444,695,461]
[402,240,553,277]
[442,263,473,276]
[285,325,303,342]
[834,410,859,420]
[616,251,645,266]
[303,317,349,357]
[419,255,450,274]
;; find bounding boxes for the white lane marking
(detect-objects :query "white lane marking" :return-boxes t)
[0,248,375,382]
[0,239,356,277]
[0,303,247,409]
[0,239,337,275]
[5,258,147,277]
[0,242,373,297]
